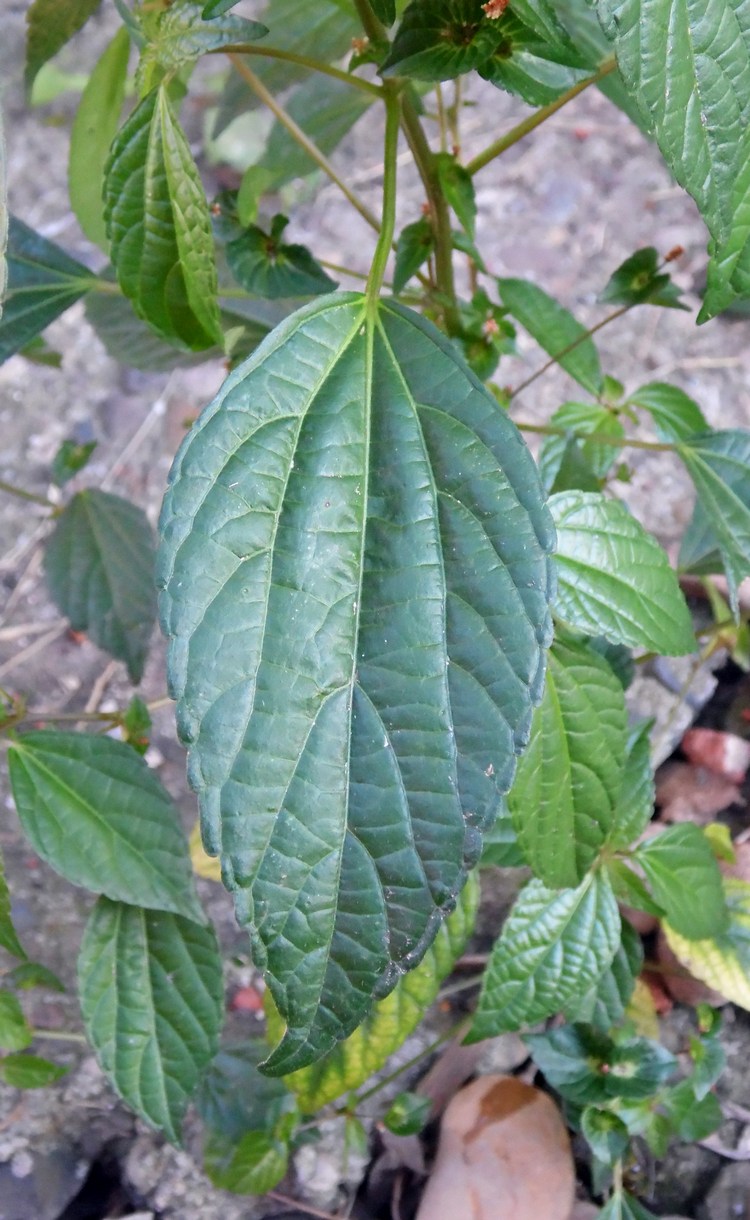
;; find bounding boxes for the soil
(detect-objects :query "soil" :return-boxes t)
[2,2,750,1218]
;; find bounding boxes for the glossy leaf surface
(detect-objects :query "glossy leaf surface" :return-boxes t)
[538,401,624,494]
[498,276,602,395]
[137,0,267,94]
[678,430,750,613]
[636,824,728,940]
[45,489,156,682]
[8,732,205,923]
[78,899,223,1141]
[629,381,708,443]
[664,877,750,1010]
[158,294,554,1072]
[0,218,91,364]
[226,215,336,299]
[607,721,655,849]
[381,0,506,80]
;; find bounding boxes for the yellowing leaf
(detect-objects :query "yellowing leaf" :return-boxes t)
[190,823,222,882]
[664,877,750,1010]
[626,978,659,1040]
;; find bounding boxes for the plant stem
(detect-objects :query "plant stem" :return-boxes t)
[0,479,55,509]
[223,44,383,97]
[227,55,382,234]
[366,87,401,311]
[351,1018,469,1109]
[513,420,675,453]
[508,303,630,400]
[20,709,119,724]
[32,1029,87,1043]
[435,83,448,152]
[466,57,617,176]
[265,1192,339,1220]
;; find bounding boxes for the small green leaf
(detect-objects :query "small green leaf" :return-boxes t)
[599,248,688,310]
[0,991,32,1051]
[7,962,65,992]
[498,277,603,395]
[468,872,621,1040]
[45,489,156,682]
[479,8,591,107]
[204,1129,288,1195]
[8,732,205,923]
[526,1025,676,1105]
[509,636,629,889]
[564,918,643,1030]
[137,1,267,94]
[78,899,224,1142]
[628,382,708,443]
[550,491,695,654]
[607,722,655,849]
[582,1106,629,1165]
[678,430,750,614]
[25,0,102,90]
[480,801,525,868]
[370,0,397,22]
[393,217,434,293]
[689,1035,726,1100]
[384,1091,431,1135]
[0,1053,67,1089]
[51,439,97,488]
[226,215,336,299]
[0,218,92,364]
[121,696,152,755]
[635,824,728,940]
[196,1040,297,1143]
[203,0,243,14]
[17,335,63,368]
[606,859,664,919]
[104,86,223,349]
[0,847,26,960]
[381,0,506,80]
[435,153,476,237]
[69,27,130,251]
[661,1078,722,1141]
[538,401,625,494]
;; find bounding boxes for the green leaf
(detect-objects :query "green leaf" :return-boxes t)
[662,1078,722,1141]
[203,0,243,14]
[158,296,554,1073]
[678,430,750,614]
[550,491,695,654]
[371,0,397,22]
[599,248,688,310]
[384,1091,431,1135]
[196,1040,297,1143]
[0,847,26,960]
[606,859,664,919]
[0,218,92,365]
[468,872,621,1040]
[498,277,603,395]
[137,1,267,95]
[0,1054,67,1089]
[635,824,728,940]
[393,217,434,292]
[479,9,591,107]
[78,899,224,1142]
[8,731,205,924]
[381,0,506,80]
[564,917,643,1030]
[689,1035,726,1100]
[509,636,628,889]
[435,153,476,238]
[554,0,651,129]
[7,961,65,992]
[104,86,223,349]
[480,801,525,868]
[582,1107,630,1165]
[593,0,750,320]
[44,489,156,682]
[0,991,32,1051]
[538,401,625,494]
[265,871,479,1110]
[25,0,102,91]
[226,215,337,299]
[628,382,708,443]
[204,1129,288,1195]
[69,27,130,251]
[608,722,655,850]
[526,1025,675,1105]
[664,877,750,1009]
[598,1190,660,1220]
[51,439,97,488]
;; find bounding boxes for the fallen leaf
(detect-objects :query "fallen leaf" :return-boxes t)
[415,1074,574,1220]
[655,760,741,824]
[681,729,750,785]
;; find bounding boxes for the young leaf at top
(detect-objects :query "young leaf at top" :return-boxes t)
[537,401,625,494]
[25,0,102,91]
[69,28,130,252]
[677,430,750,614]
[599,248,688,310]
[158,294,555,1073]
[0,218,93,365]
[550,491,695,654]
[78,899,224,1142]
[0,846,26,960]
[393,217,434,293]
[526,1024,675,1106]
[104,86,223,350]
[468,872,621,1041]
[226,215,337,300]
[509,635,629,889]
[381,0,508,80]
[51,439,97,488]
[628,382,708,443]
[498,277,603,396]
[8,732,206,924]
[44,489,157,682]
[136,0,267,95]
[635,824,728,940]
[479,9,592,108]
[663,877,750,1011]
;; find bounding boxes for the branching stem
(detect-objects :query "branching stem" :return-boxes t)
[508,304,630,400]
[223,44,383,97]
[512,421,674,453]
[0,480,55,509]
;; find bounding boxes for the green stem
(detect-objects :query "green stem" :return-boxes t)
[223,44,383,97]
[227,54,382,234]
[0,479,55,509]
[32,1029,87,1043]
[508,303,630,401]
[366,87,401,311]
[350,1018,469,1109]
[513,420,674,453]
[466,57,617,176]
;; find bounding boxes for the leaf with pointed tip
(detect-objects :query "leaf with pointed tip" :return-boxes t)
[0,991,32,1051]
[69,28,130,251]
[468,871,621,1039]
[550,491,695,654]
[509,636,628,889]
[393,217,434,293]
[137,0,267,94]
[563,917,643,1030]
[635,824,728,940]
[435,154,476,238]
[599,248,688,310]
[381,0,506,80]
[498,277,602,395]
[0,1054,66,1089]
[25,0,102,90]
[678,431,750,614]
[44,489,156,682]
[104,86,222,350]
[607,721,655,850]
[78,899,223,1142]
[8,732,205,923]
[538,401,624,493]
[0,218,92,365]
[663,877,750,1010]
[158,294,554,1073]
[479,8,591,106]
[629,382,708,443]
[226,216,336,300]
[598,1191,659,1220]
[0,847,26,960]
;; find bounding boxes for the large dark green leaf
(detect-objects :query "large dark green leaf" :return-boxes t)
[25,0,102,90]
[0,218,93,365]
[69,28,130,251]
[8,732,205,923]
[158,293,554,1073]
[498,277,603,396]
[593,0,750,319]
[479,7,591,107]
[137,0,267,94]
[550,491,695,654]
[78,899,224,1141]
[468,871,621,1039]
[45,489,156,682]
[381,0,506,80]
[104,85,223,349]
[678,431,750,614]
[509,636,628,889]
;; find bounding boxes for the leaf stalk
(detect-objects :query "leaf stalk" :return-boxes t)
[366,86,401,310]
